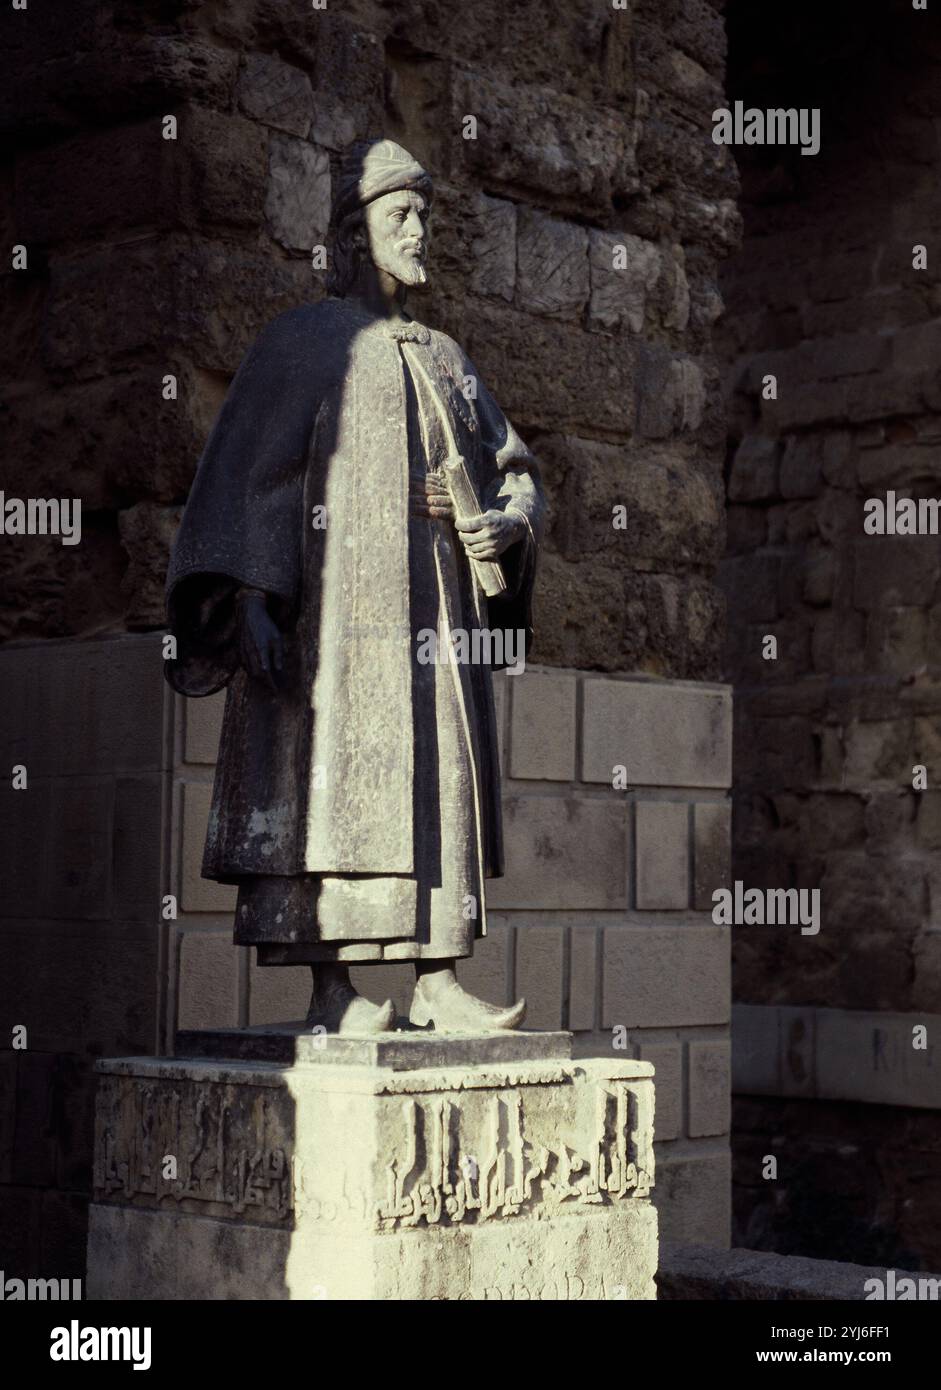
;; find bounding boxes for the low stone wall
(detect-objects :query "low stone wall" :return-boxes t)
[0,634,733,1271]
[658,1242,941,1301]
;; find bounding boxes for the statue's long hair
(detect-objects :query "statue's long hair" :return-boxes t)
[326,209,367,297]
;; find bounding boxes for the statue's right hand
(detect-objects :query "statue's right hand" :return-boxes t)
[236,592,284,691]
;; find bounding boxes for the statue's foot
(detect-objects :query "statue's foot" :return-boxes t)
[409,975,526,1033]
[306,983,395,1036]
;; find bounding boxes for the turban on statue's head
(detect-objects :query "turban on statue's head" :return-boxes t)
[332,138,433,226]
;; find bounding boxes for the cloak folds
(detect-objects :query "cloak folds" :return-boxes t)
[165,298,544,927]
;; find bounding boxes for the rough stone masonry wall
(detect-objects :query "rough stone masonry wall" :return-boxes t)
[1,0,739,1280]
[718,0,941,1268]
[2,0,738,673]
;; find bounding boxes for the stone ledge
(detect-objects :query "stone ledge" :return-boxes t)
[176,1024,579,1069]
[657,1242,941,1301]
[733,1003,941,1110]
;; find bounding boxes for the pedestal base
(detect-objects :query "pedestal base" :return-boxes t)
[87,1025,658,1300]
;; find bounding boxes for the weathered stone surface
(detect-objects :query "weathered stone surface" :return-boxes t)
[238,54,313,137]
[694,801,732,910]
[450,70,637,218]
[654,1150,731,1246]
[516,210,589,320]
[87,1042,658,1300]
[507,668,577,782]
[603,925,730,1029]
[582,678,732,789]
[635,801,689,910]
[489,796,628,910]
[117,502,182,629]
[588,231,661,334]
[728,435,778,503]
[688,1040,731,1138]
[265,136,331,253]
[658,1243,921,1301]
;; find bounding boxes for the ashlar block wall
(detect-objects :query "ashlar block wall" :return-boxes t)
[0,634,732,1268]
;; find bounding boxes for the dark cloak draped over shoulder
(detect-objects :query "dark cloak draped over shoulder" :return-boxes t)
[165,298,544,885]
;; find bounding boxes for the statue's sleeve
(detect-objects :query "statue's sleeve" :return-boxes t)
[469,364,546,651]
[164,309,319,697]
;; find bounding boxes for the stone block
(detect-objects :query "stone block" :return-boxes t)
[118,503,183,629]
[582,678,731,789]
[588,231,661,334]
[548,436,722,571]
[658,1244,905,1301]
[183,690,226,765]
[238,53,313,137]
[654,1150,731,1247]
[0,1186,41,1276]
[488,796,628,910]
[265,135,331,253]
[112,776,162,923]
[688,1040,730,1138]
[463,299,635,436]
[633,1040,682,1143]
[456,919,512,1009]
[469,194,517,303]
[177,930,239,1032]
[516,209,589,320]
[51,1052,97,1194]
[180,781,237,913]
[693,801,731,910]
[635,347,706,439]
[913,933,941,1014]
[603,925,730,1029]
[728,435,779,503]
[780,435,823,499]
[0,776,52,919]
[348,964,414,1023]
[635,801,689,910]
[0,1052,16,1183]
[853,538,940,610]
[87,1039,657,1300]
[249,957,315,1027]
[40,1190,89,1278]
[305,14,384,152]
[451,70,636,219]
[515,924,565,1030]
[815,1008,941,1109]
[508,669,576,781]
[0,923,157,1057]
[13,1051,57,1188]
[569,928,599,1032]
[45,778,114,921]
[731,1003,780,1095]
[778,1006,816,1099]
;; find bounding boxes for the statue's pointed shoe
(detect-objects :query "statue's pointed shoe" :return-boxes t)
[409,977,526,1034]
[306,986,395,1036]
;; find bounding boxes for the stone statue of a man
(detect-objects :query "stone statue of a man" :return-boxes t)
[165,139,545,1035]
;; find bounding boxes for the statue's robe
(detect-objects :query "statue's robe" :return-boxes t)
[166,297,544,962]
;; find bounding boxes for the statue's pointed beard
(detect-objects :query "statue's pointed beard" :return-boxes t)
[375,241,428,288]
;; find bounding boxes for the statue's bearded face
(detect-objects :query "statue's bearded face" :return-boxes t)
[364,189,430,287]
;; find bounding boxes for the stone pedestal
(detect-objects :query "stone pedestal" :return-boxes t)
[86,1025,657,1300]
